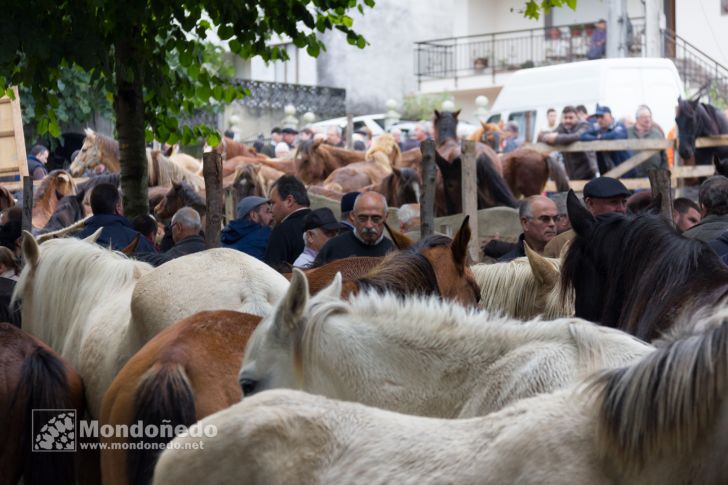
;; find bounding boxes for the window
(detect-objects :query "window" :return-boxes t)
[507,110,536,142]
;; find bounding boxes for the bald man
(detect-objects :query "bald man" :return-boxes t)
[312,191,394,266]
[135,207,206,266]
[499,195,559,262]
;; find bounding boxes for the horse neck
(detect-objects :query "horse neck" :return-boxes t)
[702,103,728,134]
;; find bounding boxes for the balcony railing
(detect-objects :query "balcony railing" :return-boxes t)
[233,79,347,118]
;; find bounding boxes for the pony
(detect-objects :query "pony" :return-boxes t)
[0,322,85,485]
[238,270,651,419]
[294,139,366,185]
[472,243,573,320]
[225,163,283,204]
[13,233,154,419]
[675,97,728,166]
[467,121,505,152]
[154,308,728,485]
[501,148,570,197]
[32,169,77,228]
[100,311,261,485]
[299,256,383,294]
[561,190,728,341]
[153,182,207,221]
[211,136,258,160]
[367,167,421,207]
[321,133,400,193]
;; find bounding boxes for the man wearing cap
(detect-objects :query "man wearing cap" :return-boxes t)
[543,176,631,258]
[339,191,360,232]
[580,105,632,175]
[684,175,728,242]
[220,196,273,260]
[293,208,341,269]
[264,175,312,271]
[281,127,298,149]
[261,127,282,157]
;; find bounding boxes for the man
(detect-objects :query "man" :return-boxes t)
[298,128,315,142]
[673,197,701,234]
[627,105,667,178]
[261,127,282,157]
[543,176,631,258]
[326,125,345,148]
[221,196,273,260]
[339,191,360,232]
[539,105,598,180]
[137,208,206,266]
[401,123,429,151]
[132,214,159,250]
[587,19,607,60]
[281,127,298,149]
[502,122,522,153]
[683,175,728,242]
[27,144,49,180]
[576,105,590,123]
[313,191,394,266]
[263,175,311,271]
[397,203,421,232]
[293,208,341,269]
[580,105,631,175]
[389,127,403,150]
[499,196,559,262]
[546,108,558,131]
[76,183,156,252]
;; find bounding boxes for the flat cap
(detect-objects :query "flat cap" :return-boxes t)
[583,177,631,199]
[236,196,269,219]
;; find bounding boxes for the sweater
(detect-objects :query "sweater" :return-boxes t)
[313,230,394,267]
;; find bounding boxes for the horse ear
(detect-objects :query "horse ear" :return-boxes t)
[385,222,414,250]
[84,227,104,244]
[318,272,343,300]
[273,268,309,341]
[480,120,488,130]
[313,138,324,149]
[451,215,471,272]
[434,110,441,119]
[453,109,461,118]
[121,234,141,255]
[524,242,558,288]
[21,231,39,268]
[566,190,595,236]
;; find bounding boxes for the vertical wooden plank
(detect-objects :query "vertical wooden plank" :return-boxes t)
[461,141,479,262]
[202,151,223,248]
[11,86,28,177]
[22,176,32,233]
[648,168,673,225]
[420,140,437,238]
[345,114,353,150]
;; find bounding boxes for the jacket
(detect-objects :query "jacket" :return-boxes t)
[627,126,667,178]
[684,214,728,243]
[580,121,632,175]
[76,213,156,252]
[497,234,526,262]
[263,208,311,272]
[136,235,207,267]
[27,156,48,180]
[542,121,598,179]
[221,218,272,261]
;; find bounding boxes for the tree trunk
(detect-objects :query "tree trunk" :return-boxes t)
[202,151,223,248]
[114,31,148,219]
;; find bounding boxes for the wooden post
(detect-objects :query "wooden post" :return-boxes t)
[345,113,353,150]
[420,140,437,238]
[22,176,32,233]
[648,168,673,225]
[202,151,223,248]
[461,141,479,262]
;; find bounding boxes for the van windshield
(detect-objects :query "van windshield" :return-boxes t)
[507,111,536,143]
[487,114,501,124]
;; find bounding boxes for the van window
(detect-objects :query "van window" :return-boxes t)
[487,114,501,124]
[507,111,536,142]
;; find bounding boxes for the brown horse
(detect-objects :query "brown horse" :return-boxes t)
[223,155,294,179]
[224,164,285,213]
[0,322,85,485]
[0,186,15,211]
[467,121,506,152]
[100,311,261,485]
[154,182,207,221]
[366,167,421,207]
[212,136,259,160]
[294,139,366,185]
[502,148,570,197]
[321,134,401,193]
[32,170,77,228]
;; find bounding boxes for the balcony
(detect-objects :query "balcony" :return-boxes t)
[233,79,347,119]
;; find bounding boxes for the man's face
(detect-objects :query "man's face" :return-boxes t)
[547,111,557,126]
[596,113,613,129]
[674,207,701,233]
[586,196,628,215]
[413,126,426,141]
[282,133,297,145]
[306,227,336,252]
[269,187,294,225]
[562,112,577,129]
[37,150,49,164]
[271,132,282,143]
[636,112,652,132]
[521,199,558,247]
[353,196,386,244]
[327,128,341,146]
[250,203,274,227]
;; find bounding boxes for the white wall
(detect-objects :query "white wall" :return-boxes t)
[676,0,728,67]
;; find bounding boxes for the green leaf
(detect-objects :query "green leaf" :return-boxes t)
[179,50,193,67]
[357,36,366,49]
[212,85,223,100]
[205,132,221,147]
[218,25,234,40]
[48,120,61,138]
[341,15,353,27]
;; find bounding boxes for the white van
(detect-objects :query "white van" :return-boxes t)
[487,58,685,142]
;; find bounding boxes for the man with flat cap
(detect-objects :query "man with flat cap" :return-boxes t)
[543,176,631,258]
[220,195,273,260]
[281,127,298,149]
[293,208,342,269]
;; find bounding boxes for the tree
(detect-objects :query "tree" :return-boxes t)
[0,1,374,217]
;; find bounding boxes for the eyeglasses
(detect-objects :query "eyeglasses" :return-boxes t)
[527,215,562,223]
[356,214,384,224]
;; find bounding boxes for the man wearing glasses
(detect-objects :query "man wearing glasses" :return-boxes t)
[313,192,394,266]
[499,195,559,262]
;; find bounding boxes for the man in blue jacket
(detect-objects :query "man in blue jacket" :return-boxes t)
[580,105,632,175]
[220,196,272,260]
[76,183,156,252]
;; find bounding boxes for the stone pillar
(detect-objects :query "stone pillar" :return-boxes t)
[474,95,489,121]
[384,99,401,129]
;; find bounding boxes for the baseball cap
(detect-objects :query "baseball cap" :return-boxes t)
[303,208,341,232]
[236,196,269,219]
[593,105,612,116]
[583,177,631,199]
[341,192,360,215]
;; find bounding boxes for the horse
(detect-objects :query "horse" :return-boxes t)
[501,148,570,197]
[13,232,155,418]
[154,310,728,485]
[225,163,284,205]
[147,149,205,192]
[100,311,261,485]
[368,166,420,206]
[223,155,294,179]
[0,186,15,211]
[561,190,728,342]
[32,170,77,228]
[294,139,366,185]
[0,322,85,485]
[321,134,400,193]
[169,152,202,174]
[153,182,207,221]
[472,242,573,320]
[211,136,258,160]
[675,97,728,166]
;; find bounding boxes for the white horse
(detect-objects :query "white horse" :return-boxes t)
[14,232,154,418]
[471,243,573,320]
[156,312,728,485]
[130,248,289,343]
[239,269,652,418]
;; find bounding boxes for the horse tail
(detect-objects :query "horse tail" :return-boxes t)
[477,153,518,208]
[546,154,571,192]
[127,363,196,485]
[17,346,79,485]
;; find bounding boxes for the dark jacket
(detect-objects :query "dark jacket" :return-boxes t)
[0,277,20,327]
[580,121,632,175]
[313,230,394,267]
[543,121,598,180]
[27,156,48,180]
[627,125,667,178]
[260,143,276,158]
[685,214,728,243]
[135,235,206,267]
[263,208,311,272]
[76,213,156,252]
[711,231,728,258]
[497,234,526,262]
[221,218,272,260]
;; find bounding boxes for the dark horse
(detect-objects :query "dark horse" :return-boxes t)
[561,190,728,341]
[433,110,517,214]
[676,97,728,168]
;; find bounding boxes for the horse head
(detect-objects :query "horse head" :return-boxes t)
[676,97,701,162]
[713,154,728,177]
[294,139,327,184]
[154,183,181,220]
[70,128,99,176]
[433,109,460,145]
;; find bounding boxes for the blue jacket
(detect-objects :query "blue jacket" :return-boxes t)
[76,213,156,252]
[27,156,48,180]
[580,121,633,174]
[220,218,271,261]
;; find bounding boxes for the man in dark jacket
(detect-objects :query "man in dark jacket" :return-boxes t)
[76,183,156,252]
[26,144,49,180]
[136,207,206,266]
[539,105,597,180]
[498,196,559,262]
[263,175,311,272]
[221,196,272,260]
[580,105,632,175]
[685,175,728,242]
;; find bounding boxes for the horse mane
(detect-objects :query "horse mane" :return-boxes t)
[356,251,439,298]
[366,133,401,167]
[34,170,74,204]
[562,213,728,341]
[170,182,206,215]
[93,131,121,161]
[592,315,728,471]
[150,150,205,190]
